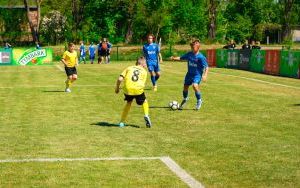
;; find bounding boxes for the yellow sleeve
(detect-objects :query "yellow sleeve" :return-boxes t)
[120,67,128,78]
[62,51,67,60]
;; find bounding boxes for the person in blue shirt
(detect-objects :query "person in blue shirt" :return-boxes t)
[88,42,96,64]
[4,42,11,49]
[97,38,112,64]
[35,42,41,49]
[79,41,86,64]
[143,34,162,91]
[171,39,209,110]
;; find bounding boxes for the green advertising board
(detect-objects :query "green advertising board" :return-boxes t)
[226,49,239,68]
[216,49,227,68]
[216,49,239,68]
[0,48,12,65]
[12,48,53,66]
[280,50,300,78]
[249,49,266,73]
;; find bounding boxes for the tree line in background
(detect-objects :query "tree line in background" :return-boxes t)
[0,0,299,45]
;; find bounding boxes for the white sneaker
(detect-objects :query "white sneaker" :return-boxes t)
[119,122,125,127]
[196,99,202,110]
[65,88,71,93]
[144,116,152,128]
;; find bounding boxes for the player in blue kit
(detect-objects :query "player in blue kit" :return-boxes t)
[79,41,86,64]
[171,39,209,110]
[88,42,96,64]
[143,34,162,91]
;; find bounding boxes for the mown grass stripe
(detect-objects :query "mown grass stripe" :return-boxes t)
[0,156,204,188]
[211,71,300,89]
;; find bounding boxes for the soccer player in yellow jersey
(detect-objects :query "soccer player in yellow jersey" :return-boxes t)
[61,42,78,92]
[115,56,151,128]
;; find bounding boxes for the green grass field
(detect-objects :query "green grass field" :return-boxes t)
[0,61,299,187]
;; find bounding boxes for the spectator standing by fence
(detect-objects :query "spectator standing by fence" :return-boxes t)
[98,38,112,64]
[242,40,251,50]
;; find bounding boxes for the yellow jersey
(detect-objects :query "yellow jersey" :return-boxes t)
[121,65,147,95]
[62,50,77,67]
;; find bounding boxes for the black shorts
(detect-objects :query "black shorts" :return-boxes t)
[65,67,77,76]
[99,50,110,56]
[124,93,146,105]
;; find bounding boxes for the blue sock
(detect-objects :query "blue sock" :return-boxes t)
[151,76,156,86]
[183,91,188,99]
[195,91,201,100]
[155,75,160,81]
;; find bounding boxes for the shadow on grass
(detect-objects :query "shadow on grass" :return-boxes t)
[292,104,300,106]
[150,106,195,111]
[43,90,65,92]
[91,122,140,128]
[149,106,169,109]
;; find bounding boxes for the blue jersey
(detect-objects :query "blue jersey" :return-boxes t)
[180,52,208,76]
[143,43,160,65]
[89,45,95,56]
[80,45,86,56]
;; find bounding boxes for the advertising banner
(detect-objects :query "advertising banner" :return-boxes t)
[12,48,53,66]
[239,49,251,70]
[249,49,266,73]
[280,50,300,78]
[226,49,239,68]
[206,49,216,67]
[0,48,12,65]
[216,49,227,68]
[265,50,280,75]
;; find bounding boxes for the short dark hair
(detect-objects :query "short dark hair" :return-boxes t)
[190,39,200,47]
[68,42,75,47]
[136,56,145,65]
[147,34,154,39]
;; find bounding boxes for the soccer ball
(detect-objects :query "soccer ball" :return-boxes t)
[169,101,179,110]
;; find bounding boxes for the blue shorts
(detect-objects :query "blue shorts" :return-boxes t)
[147,63,160,72]
[184,74,201,85]
[89,55,95,60]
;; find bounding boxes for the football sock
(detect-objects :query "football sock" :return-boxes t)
[151,76,156,86]
[121,102,131,122]
[195,91,201,100]
[155,75,160,81]
[65,79,72,88]
[183,91,188,99]
[142,100,149,117]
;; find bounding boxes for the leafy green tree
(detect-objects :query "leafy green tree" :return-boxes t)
[40,10,67,44]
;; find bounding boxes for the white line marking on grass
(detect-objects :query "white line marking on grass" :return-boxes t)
[0,156,204,188]
[0,157,162,163]
[160,156,205,188]
[55,65,65,72]
[211,71,300,90]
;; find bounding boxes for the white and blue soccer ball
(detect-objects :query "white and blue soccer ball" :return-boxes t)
[169,101,179,110]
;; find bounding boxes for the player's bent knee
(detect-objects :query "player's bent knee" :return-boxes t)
[192,84,199,90]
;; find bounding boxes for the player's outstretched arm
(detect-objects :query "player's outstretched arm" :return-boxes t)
[170,56,181,61]
[202,67,209,82]
[115,76,124,94]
